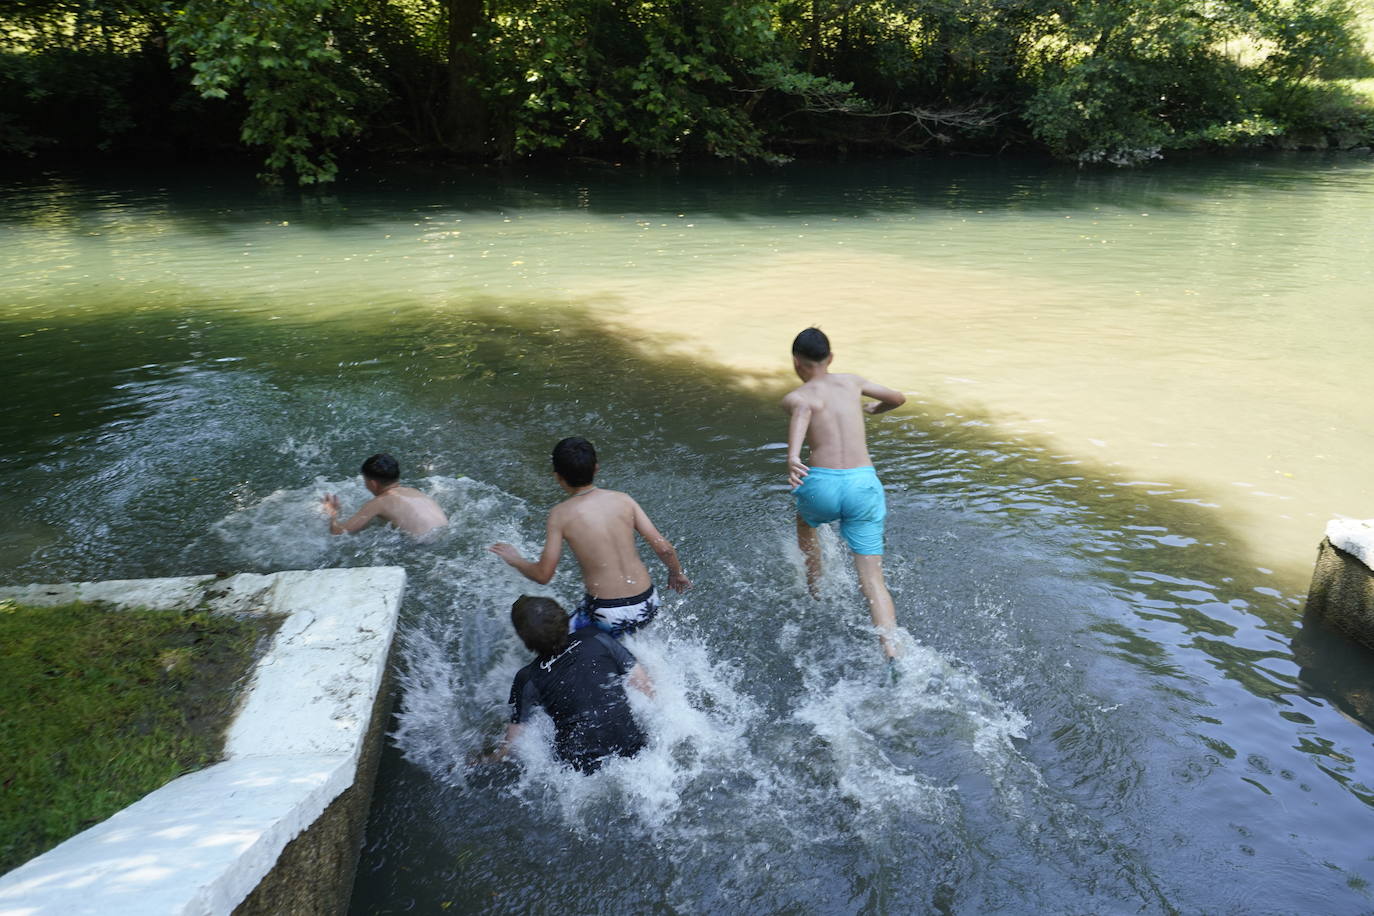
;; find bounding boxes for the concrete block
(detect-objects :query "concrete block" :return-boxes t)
[0,566,406,916]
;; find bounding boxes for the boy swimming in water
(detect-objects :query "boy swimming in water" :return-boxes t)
[783,328,906,661]
[476,595,654,773]
[490,436,690,636]
[322,453,448,539]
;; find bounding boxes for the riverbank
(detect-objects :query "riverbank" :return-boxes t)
[4,107,1373,187]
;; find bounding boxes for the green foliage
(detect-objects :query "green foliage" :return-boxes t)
[0,601,266,874]
[1261,77,1374,138]
[0,0,174,156]
[0,0,166,52]
[1,0,1371,173]
[1254,0,1370,85]
[1020,0,1374,161]
[169,0,367,182]
[483,0,784,160]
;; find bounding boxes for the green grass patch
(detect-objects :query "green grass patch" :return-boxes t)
[0,599,279,875]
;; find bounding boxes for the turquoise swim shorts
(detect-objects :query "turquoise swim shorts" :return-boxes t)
[794,465,886,555]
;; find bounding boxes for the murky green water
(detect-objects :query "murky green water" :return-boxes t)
[2,155,1372,913]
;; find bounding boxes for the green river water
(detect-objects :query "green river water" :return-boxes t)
[2,154,1372,913]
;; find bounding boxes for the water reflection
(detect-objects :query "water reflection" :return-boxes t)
[1293,604,1374,736]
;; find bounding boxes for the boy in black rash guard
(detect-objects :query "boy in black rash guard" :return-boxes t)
[477,596,654,774]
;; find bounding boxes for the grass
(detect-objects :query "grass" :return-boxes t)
[0,599,278,875]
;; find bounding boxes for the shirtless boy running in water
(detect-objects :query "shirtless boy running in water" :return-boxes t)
[490,437,691,636]
[322,453,448,539]
[783,328,906,661]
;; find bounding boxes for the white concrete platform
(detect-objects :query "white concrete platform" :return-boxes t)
[0,567,406,916]
[1328,519,1374,571]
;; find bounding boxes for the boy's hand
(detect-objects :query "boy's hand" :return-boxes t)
[321,494,340,516]
[788,458,810,489]
[489,543,524,566]
[668,571,692,593]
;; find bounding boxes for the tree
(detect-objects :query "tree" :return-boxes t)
[169,0,367,182]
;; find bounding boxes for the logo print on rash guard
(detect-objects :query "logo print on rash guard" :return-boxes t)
[540,639,582,673]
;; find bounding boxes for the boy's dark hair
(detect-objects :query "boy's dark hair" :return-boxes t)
[512,596,571,657]
[792,327,831,363]
[551,436,597,487]
[361,453,401,483]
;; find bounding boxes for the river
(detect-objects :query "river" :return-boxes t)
[2,154,1372,913]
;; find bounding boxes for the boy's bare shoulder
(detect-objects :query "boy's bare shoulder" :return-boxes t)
[594,489,642,521]
[598,488,637,507]
[783,382,821,406]
[552,488,635,516]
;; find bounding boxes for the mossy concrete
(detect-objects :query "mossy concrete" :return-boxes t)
[0,567,405,915]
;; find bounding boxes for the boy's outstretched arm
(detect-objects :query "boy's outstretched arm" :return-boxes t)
[632,503,691,592]
[861,379,906,415]
[323,494,383,535]
[490,518,564,584]
[782,392,812,488]
[627,663,655,699]
[471,723,523,766]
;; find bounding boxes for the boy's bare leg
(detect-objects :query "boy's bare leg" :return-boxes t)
[795,514,822,598]
[853,554,899,659]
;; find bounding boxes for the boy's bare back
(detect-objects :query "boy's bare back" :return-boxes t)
[489,436,690,605]
[550,488,656,599]
[784,372,878,471]
[325,486,447,538]
[374,487,448,538]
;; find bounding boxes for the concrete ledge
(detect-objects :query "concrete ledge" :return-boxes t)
[1327,518,1374,571]
[0,567,406,916]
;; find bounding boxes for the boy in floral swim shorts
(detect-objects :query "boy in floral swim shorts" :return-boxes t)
[490,437,691,637]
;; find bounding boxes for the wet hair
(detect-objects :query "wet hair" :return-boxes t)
[792,327,831,363]
[361,453,401,483]
[511,595,571,657]
[551,436,597,487]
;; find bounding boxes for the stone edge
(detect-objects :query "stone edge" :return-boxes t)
[1326,518,1374,572]
[0,567,406,916]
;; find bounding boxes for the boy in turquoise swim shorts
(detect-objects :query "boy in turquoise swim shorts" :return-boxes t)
[783,328,906,661]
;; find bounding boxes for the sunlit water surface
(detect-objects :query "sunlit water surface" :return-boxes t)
[2,155,1372,913]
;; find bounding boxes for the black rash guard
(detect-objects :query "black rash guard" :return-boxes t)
[508,630,647,772]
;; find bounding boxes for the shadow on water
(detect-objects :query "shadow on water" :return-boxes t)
[4,152,1374,238]
[4,290,1372,912]
[0,290,1330,700]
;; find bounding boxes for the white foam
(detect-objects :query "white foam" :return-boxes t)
[204,471,1045,854]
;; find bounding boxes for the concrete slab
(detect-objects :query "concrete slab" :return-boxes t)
[1327,518,1374,571]
[0,566,406,916]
